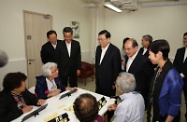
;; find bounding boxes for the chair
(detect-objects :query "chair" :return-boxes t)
[79,61,95,86]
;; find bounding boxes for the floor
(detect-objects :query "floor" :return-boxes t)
[77,77,186,122]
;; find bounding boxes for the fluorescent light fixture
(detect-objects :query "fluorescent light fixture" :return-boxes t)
[104,2,122,13]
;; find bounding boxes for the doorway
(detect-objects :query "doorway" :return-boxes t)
[24,11,52,88]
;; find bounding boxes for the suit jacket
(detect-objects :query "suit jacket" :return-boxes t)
[40,40,62,64]
[139,47,149,57]
[173,47,187,79]
[35,76,66,99]
[0,89,38,122]
[159,68,183,117]
[152,60,183,121]
[95,44,121,89]
[124,52,154,92]
[58,40,81,77]
[139,47,157,69]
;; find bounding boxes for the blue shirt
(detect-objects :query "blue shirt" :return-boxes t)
[113,92,145,122]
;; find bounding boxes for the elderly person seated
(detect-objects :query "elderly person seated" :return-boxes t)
[108,72,145,122]
[73,93,104,122]
[0,72,45,122]
[35,62,75,99]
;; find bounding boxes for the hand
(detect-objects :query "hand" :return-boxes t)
[49,89,61,97]
[112,85,116,89]
[22,105,33,113]
[108,104,117,111]
[66,87,77,91]
[121,61,125,66]
[37,99,46,106]
[76,70,81,76]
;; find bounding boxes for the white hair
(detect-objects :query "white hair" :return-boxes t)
[42,62,57,77]
[117,72,136,93]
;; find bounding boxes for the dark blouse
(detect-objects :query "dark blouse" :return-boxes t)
[153,60,173,121]
[0,89,38,122]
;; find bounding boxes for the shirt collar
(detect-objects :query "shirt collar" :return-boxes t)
[101,43,110,50]
[46,77,55,83]
[129,49,139,60]
[119,91,139,101]
[65,41,71,45]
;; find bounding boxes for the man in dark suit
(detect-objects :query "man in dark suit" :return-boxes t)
[95,30,121,97]
[95,30,121,121]
[58,27,81,87]
[139,34,153,57]
[124,38,154,110]
[40,30,62,64]
[173,32,187,121]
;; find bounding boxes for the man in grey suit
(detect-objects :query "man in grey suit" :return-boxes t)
[95,30,121,97]
[173,32,187,121]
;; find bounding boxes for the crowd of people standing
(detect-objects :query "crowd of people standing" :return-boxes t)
[0,28,186,122]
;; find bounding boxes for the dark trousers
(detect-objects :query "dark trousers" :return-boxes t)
[96,86,116,97]
[146,103,152,122]
[96,84,116,121]
[60,70,77,87]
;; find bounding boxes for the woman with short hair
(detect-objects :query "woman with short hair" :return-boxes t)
[0,72,45,122]
[35,62,75,99]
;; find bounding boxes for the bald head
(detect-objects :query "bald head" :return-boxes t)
[73,93,99,122]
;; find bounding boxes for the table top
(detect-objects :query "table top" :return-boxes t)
[12,88,115,122]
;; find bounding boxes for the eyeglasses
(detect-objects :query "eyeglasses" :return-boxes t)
[97,38,106,41]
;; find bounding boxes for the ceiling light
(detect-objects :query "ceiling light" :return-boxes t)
[104,2,122,13]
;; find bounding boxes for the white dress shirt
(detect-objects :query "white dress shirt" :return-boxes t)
[52,43,57,49]
[46,78,57,93]
[126,50,139,72]
[99,43,110,64]
[65,41,71,57]
[184,47,187,62]
[143,47,147,55]
[113,92,145,122]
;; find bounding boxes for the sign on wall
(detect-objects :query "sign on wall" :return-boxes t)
[71,21,80,39]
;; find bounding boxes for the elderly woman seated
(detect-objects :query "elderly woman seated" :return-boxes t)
[108,72,145,122]
[35,62,75,99]
[73,93,104,122]
[0,72,45,122]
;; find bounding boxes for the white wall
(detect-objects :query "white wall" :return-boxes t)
[0,0,91,60]
[0,0,92,90]
[104,5,187,59]
[0,0,187,90]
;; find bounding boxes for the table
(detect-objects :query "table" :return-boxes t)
[12,88,115,122]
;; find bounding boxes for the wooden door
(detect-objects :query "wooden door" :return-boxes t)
[24,11,52,88]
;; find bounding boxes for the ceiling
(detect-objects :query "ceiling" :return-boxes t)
[81,0,187,11]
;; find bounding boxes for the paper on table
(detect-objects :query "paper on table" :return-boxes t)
[58,104,66,109]
[64,104,74,113]
[44,112,58,122]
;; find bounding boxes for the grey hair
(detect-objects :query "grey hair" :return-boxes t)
[143,34,153,43]
[41,62,57,77]
[117,72,136,93]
